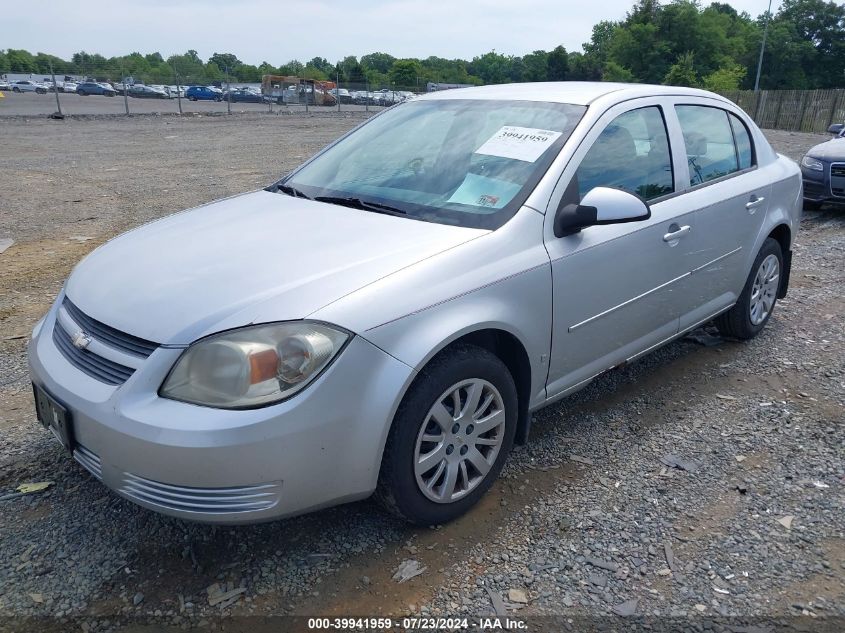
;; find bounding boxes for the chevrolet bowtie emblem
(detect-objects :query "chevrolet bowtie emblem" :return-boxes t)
[71,331,92,350]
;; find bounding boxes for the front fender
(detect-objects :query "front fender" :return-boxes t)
[360,262,553,410]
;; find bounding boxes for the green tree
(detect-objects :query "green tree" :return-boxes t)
[702,64,746,91]
[547,45,569,80]
[602,60,635,82]
[468,51,511,83]
[360,52,396,74]
[663,51,699,86]
[521,50,549,81]
[6,49,36,72]
[389,59,423,87]
[307,57,333,75]
[209,52,241,73]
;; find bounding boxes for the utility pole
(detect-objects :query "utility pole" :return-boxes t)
[121,64,129,115]
[225,65,232,114]
[49,60,62,117]
[337,70,340,112]
[175,69,182,114]
[754,0,774,91]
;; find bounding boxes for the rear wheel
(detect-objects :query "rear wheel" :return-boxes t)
[714,237,783,340]
[376,344,517,525]
[12,87,20,93]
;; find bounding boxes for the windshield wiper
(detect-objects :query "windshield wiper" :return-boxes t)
[275,183,311,199]
[314,196,408,217]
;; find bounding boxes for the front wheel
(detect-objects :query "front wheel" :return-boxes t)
[376,344,517,525]
[714,237,783,340]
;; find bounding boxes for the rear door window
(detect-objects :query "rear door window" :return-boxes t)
[729,114,754,170]
[676,105,744,185]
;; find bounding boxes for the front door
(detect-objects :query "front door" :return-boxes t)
[543,101,697,398]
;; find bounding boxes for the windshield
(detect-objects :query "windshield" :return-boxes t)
[278,99,586,229]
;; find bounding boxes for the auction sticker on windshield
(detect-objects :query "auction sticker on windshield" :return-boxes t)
[475,126,563,163]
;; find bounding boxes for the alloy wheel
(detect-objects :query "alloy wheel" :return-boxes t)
[749,253,779,325]
[413,378,506,503]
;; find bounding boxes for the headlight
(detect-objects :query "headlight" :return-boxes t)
[801,155,824,171]
[160,322,349,409]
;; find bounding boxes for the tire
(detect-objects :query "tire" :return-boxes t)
[189,96,197,101]
[78,90,86,96]
[714,237,783,340]
[12,87,20,93]
[376,344,517,525]
[36,88,46,94]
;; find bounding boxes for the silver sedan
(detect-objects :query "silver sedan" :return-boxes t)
[28,82,801,525]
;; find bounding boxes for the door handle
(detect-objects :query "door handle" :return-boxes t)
[663,225,691,242]
[746,196,765,210]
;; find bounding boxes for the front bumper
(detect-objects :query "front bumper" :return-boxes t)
[28,298,414,524]
[801,162,845,204]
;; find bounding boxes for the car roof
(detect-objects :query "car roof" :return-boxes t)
[416,81,731,107]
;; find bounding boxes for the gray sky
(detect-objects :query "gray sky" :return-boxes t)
[5,0,779,64]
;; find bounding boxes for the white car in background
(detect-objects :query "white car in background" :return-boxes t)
[11,80,48,94]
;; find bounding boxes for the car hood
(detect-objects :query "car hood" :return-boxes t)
[65,191,486,344]
[807,137,845,160]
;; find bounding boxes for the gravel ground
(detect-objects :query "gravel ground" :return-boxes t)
[0,120,842,632]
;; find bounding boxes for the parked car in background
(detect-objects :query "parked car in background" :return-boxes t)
[351,90,376,105]
[12,80,48,94]
[149,85,174,98]
[62,81,78,93]
[331,88,352,104]
[0,80,10,91]
[185,86,222,101]
[801,123,845,208]
[76,82,116,97]
[28,83,800,526]
[167,85,186,98]
[223,88,268,103]
[128,84,168,99]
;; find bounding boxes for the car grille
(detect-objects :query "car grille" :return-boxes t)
[119,473,280,514]
[53,321,135,385]
[832,163,845,198]
[63,298,158,357]
[52,299,159,386]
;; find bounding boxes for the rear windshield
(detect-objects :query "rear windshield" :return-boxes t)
[280,99,586,229]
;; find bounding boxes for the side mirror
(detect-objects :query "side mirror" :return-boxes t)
[554,187,651,237]
[828,123,844,135]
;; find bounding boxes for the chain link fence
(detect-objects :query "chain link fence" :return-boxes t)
[0,64,425,117]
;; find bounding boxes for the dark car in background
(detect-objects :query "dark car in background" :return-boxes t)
[801,124,845,208]
[222,88,268,103]
[185,86,222,101]
[76,82,116,97]
[128,84,168,99]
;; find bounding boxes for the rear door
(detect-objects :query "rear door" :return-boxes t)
[669,101,771,328]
